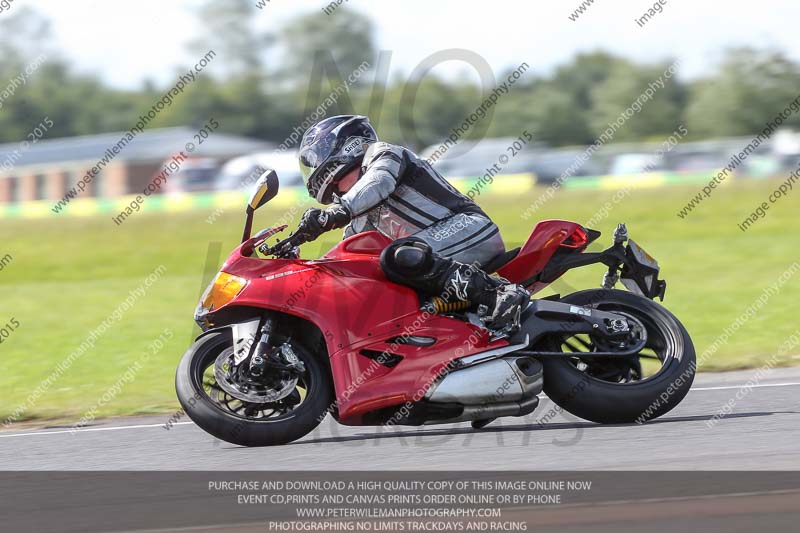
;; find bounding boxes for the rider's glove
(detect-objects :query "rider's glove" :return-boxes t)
[296,204,351,241]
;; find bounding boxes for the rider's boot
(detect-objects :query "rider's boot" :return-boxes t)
[439,263,530,332]
[380,238,530,332]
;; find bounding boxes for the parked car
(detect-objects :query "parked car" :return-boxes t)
[214,151,302,192]
[526,149,605,185]
[664,149,729,173]
[163,157,220,194]
[422,138,545,179]
[608,153,666,175]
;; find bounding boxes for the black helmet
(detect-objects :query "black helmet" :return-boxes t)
[299,115,377,204]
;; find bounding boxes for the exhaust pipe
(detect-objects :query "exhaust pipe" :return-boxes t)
[425,395,540,425]
[422,356,544,424]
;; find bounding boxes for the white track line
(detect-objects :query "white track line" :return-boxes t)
[0,421,194,438]
[691,382,800,391]
[1,381,800,439]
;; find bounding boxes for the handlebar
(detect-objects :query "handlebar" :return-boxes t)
[262,232,309,259]
[256,211,328,259]
[276,232,308,251]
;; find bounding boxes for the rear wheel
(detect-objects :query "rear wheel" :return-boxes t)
[539,289,695,424]
[175,331,332,446]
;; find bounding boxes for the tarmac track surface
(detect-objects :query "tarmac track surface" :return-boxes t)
[1,367,799,471]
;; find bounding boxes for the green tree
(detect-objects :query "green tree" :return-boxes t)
[493,83,590,146]
[589,60,685,142]
[552,51,623,112]
[0,7,139,141]
[0,6,52,64]
[686,48,800,138]
[189,0,272,77]
[280,6,375,88]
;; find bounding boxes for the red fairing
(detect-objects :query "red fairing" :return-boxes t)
[497,219,584,293]
[222,232,414,352]
[324,231,393,259]
[331,319,507,424]
[210,224,581,425]
[213,232,512,423]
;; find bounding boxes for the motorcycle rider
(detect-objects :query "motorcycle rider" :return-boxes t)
[293,115,529,332]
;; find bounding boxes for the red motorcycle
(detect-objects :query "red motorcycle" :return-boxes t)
[176,171,695,446]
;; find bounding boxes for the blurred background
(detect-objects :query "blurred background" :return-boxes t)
[0,0,798,423]
[4,1,800,200]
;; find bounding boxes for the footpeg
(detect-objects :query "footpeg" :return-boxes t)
[471,418,495,429]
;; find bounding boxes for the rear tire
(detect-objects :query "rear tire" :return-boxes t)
[540,289,695,424]
[175,331,333,446]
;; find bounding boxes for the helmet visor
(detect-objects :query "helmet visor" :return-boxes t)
[299,131,337,182]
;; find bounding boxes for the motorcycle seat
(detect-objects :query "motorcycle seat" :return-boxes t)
[483,247,520,273]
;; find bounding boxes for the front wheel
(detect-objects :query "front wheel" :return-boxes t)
[175,331,333,446]
[539,289,695,424]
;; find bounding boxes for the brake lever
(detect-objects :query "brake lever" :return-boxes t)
[264,232,306,258]
[274,241,300,259]
[262,211,325,257]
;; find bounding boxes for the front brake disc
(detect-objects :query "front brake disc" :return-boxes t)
[213,348,298,403]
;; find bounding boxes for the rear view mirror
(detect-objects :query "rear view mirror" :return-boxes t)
[242,170,280,243]
[247,169,280,212]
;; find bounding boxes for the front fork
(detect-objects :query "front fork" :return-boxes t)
[247,317,274,376]
[229,315,305,376]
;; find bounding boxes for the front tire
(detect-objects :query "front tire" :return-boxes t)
[175,331,333,446]
[540,289,695,424]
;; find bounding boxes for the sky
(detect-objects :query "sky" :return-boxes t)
[4,0,800,89]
